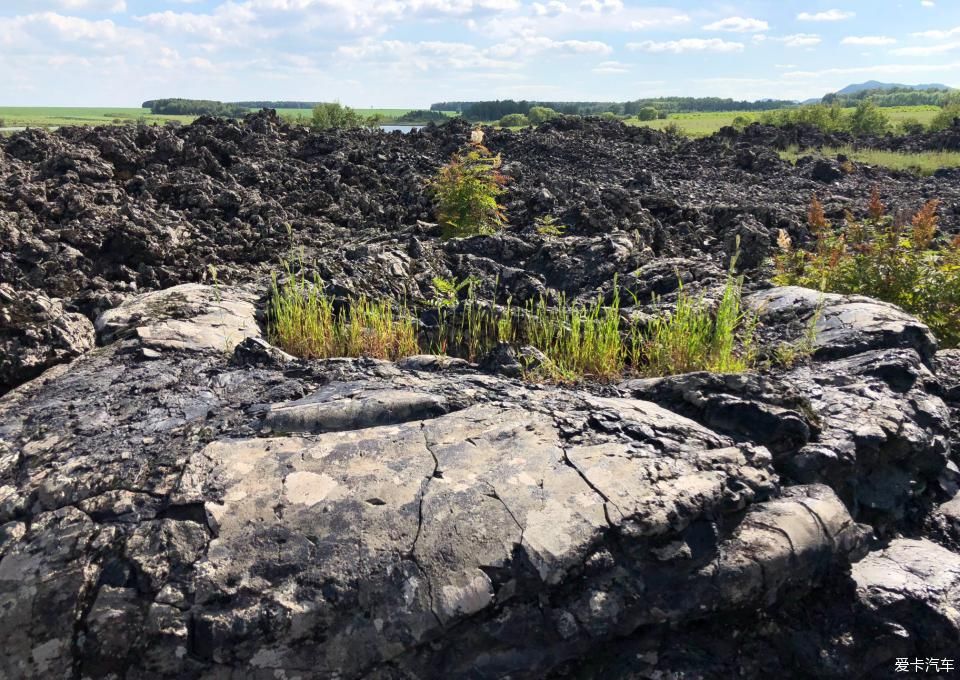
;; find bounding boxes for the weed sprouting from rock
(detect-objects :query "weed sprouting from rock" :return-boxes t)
[534,215,566,237]
[269,263,418,361]
[432,140,508,238]
[641,252,758,376]
[774,192,960,347]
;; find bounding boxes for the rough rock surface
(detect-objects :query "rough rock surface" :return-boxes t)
[0,284,95,392]
[2,112,959,391]
[0,280,954,679]
[1,115,958,678]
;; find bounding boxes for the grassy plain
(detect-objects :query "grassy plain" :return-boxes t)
[272,108,456,122]
[0,107,194,127]
[778,145,960,176]
[626,105,942,137]
[0,106,453,128]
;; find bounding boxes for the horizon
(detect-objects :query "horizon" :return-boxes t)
[1,1,958,107]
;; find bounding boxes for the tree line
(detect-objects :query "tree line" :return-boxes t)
[430,97,797,120]
[142,99,248,117]
[822,87,959,108]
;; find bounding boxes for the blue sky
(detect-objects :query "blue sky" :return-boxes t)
[1,1,957,107]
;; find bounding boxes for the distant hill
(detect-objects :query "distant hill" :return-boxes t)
[835,81,951,96]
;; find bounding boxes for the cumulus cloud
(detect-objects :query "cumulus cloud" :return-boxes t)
[592,60,629,73]
[912,25,960,40]
[54,0,126,12]
[532,1,567,16]
[630,14,691,30]
[892,42,960,56]
[782,61,960,80]
[702,16,768,33]
[841,36,897,46]
[0,12,141,49]
[777,33,822,48]
[628,38,744,54]
[797,9,854,22]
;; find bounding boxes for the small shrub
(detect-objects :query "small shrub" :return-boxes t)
[499,113,529,127]
[761,104,847,133]
[662,121,683,136]
[534,215,566,236]
[527,106,559,125]
[311,102,374,130]
[774,192,960,347]
[848,101,889,136]
[898,117,926,135]
[930,104,960,132]
[637,107,659,122]
[432,143,508,238]
[732,115,753,130]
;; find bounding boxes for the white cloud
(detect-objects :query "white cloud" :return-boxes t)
[702,16,768,33]
[841,36,897,46]
[777,33,822,48]
[893,42,960,56]
[54,0,126,11]
[592,60,629,73]
[477,5,690,39]
[630,14,691,30]
[337,32,611,74]
[628,38,744,54]
[783,61,960,80]
[578,0,623,12]
[0,12,141,49]
[921,0,935,6]
[532,1,567,16]
[490,34,612,56]
[797,9,854,22]
[912,26,960,40]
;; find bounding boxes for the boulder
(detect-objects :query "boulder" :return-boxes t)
[748,286,938,364]
[0,285,95,394]
[0,284,878,679]
[95,283,261,352]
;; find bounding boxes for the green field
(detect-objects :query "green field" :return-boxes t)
[626,105,942,137]
[0,107,195,128]
[779,144,960,176]
[271,108,458,123]
[0,106,453,129]
[0,104,946,136]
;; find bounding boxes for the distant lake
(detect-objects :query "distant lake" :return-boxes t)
[380,125,422,134]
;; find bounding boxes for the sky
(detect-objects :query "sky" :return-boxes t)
[1,1,958,107]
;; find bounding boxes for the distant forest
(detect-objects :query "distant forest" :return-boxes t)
[233,101,322,109]
[429,98,797,120]
[822,87,958,108]
[142,99,248,117]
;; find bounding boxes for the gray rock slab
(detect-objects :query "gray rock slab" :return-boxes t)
[95,283,260,352]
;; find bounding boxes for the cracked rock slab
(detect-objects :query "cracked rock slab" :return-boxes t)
[263,385,453,434]
[853,538,960,651]
[94,283,260,352]
[748,286,938,364]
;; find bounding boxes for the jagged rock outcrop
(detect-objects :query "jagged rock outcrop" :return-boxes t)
[1,114,958,678]
[3,113,960,395]
[0,285,95,392]
[0,282,954,679]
